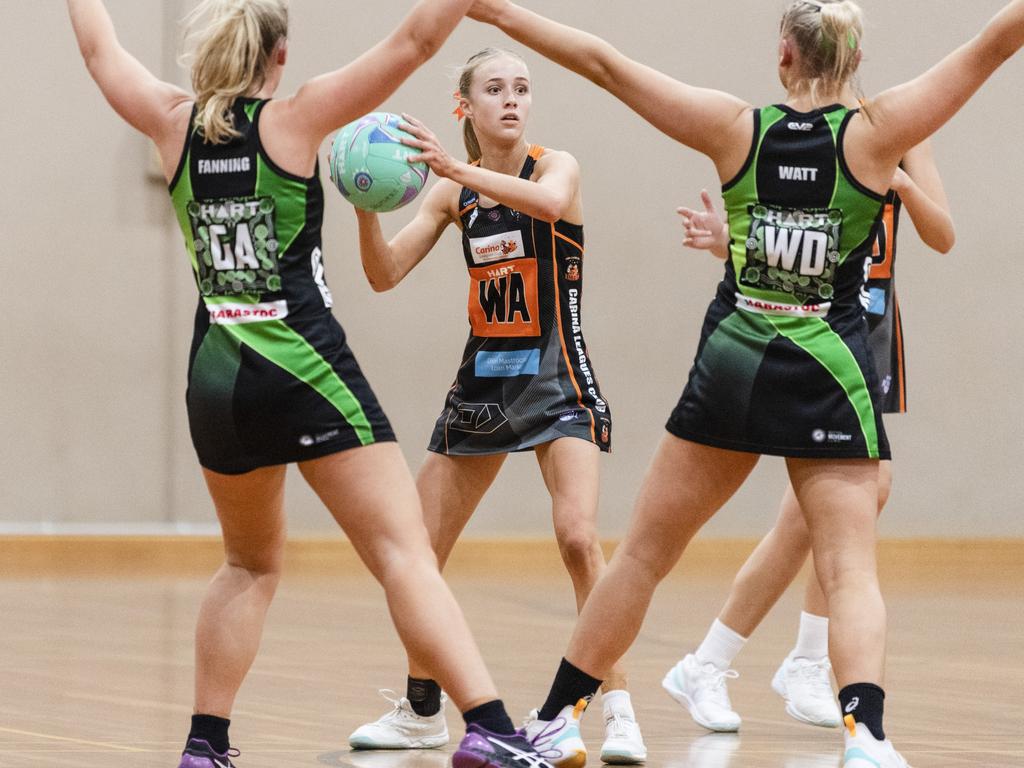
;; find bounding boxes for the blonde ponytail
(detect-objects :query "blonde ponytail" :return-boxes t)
[182,0,288,144]
[455,48,527,163]
[781,0,865,108]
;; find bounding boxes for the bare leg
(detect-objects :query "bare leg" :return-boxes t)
[195,464,288,718]
[801,459,892,618]
[787,457,884,688]
[534,438,632,693]
[299,443,499,711]
[565,435,759,678]
[718,482,811,637]
[405,451,506,680]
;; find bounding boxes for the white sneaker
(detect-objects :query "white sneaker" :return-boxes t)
[843,718,911,767]
[522,700,588,768]
[600,710,647,764]
[348,689,449,750]
[771,653,842,728]
[661,654,742,732]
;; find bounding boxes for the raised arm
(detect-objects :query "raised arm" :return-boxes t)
[893,141,956,255]
[399,115,579,224]
[356,180,458,292]
[859,1,1024,167]
[66,0,190,143]
[278,0,474,145]
[469,1,751,170]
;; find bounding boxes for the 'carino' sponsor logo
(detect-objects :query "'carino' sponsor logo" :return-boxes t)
[468,230,525,265]
[735,293,830,318]
[207,300,289,325]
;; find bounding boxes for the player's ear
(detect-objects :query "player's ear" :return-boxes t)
[276,38,288,67]
[778,37,794,68]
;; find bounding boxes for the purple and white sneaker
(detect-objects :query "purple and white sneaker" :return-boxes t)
[177,738,239,768]
[452,724,553,768]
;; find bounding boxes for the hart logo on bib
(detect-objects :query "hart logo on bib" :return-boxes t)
[187,195,282,297]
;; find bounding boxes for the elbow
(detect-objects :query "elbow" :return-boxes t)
[535,194,574,224]
[407,25,447,66]
[930,227,957,255]
[368,273,399,292]
[362,266,399,293]
[535,203,565,224]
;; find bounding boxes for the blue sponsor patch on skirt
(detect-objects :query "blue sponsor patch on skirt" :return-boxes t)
[474,349,541,377]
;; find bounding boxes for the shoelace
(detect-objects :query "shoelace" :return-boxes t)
[375,688,412,721]
[520,708,539,730]
[794,658,834,695]
[696,663,739,704]
[604,712,637,739]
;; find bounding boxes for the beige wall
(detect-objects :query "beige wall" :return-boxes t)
[2,0,1022,536]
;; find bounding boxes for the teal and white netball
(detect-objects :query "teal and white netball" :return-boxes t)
[329,112,429,212]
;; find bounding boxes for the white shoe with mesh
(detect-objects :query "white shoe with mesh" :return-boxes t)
[662,654,742,732]
[348,689,449,750]
[600,709,647,764]
[771,653,841,728]
[843,718,911,767]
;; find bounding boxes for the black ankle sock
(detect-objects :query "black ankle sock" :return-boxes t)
[407,676,442,717]
[462,699,515,735]
[189,714,231,754]
[536,658,602,722]
[839,683,886,740]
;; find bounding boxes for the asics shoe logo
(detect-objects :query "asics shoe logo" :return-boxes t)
[213,761,232,768]
[486,736,550,767]
[844,697,860,713]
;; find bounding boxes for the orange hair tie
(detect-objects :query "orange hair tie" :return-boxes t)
[452,89,466,122]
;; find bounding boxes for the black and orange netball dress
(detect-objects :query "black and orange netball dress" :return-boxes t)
[427,145,611,455]
[865,188,907,414]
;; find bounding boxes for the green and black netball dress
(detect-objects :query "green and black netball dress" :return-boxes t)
[168,98,394,474]
[865,189,907,414]
[427,145,611,455]
[667,104,890,459]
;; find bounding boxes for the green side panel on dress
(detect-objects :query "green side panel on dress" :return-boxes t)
[767,315,880,458]
[224,320,376,446]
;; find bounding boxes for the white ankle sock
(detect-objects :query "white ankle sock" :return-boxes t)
[694,619,747,670]
[601,689,635,718]
[793,611,829,659]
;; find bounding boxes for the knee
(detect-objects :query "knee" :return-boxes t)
[224,546,284,594]
[616,539,677,585]
[814,553,878,599]
[368,531,440,587]
[554,524,604,574]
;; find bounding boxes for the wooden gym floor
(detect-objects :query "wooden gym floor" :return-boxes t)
[0,539,1021,767]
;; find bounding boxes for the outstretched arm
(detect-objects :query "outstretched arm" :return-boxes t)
[67,0,190,141]
[863,1,1024,166]
[279,0,475,145]
[356,180,457,292]
[399,115,579,223]
[469,1,751,168]
[893,141,956,254]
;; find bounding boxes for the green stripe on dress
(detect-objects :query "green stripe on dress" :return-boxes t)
[225,320,376,446]
[767,315,880,458]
